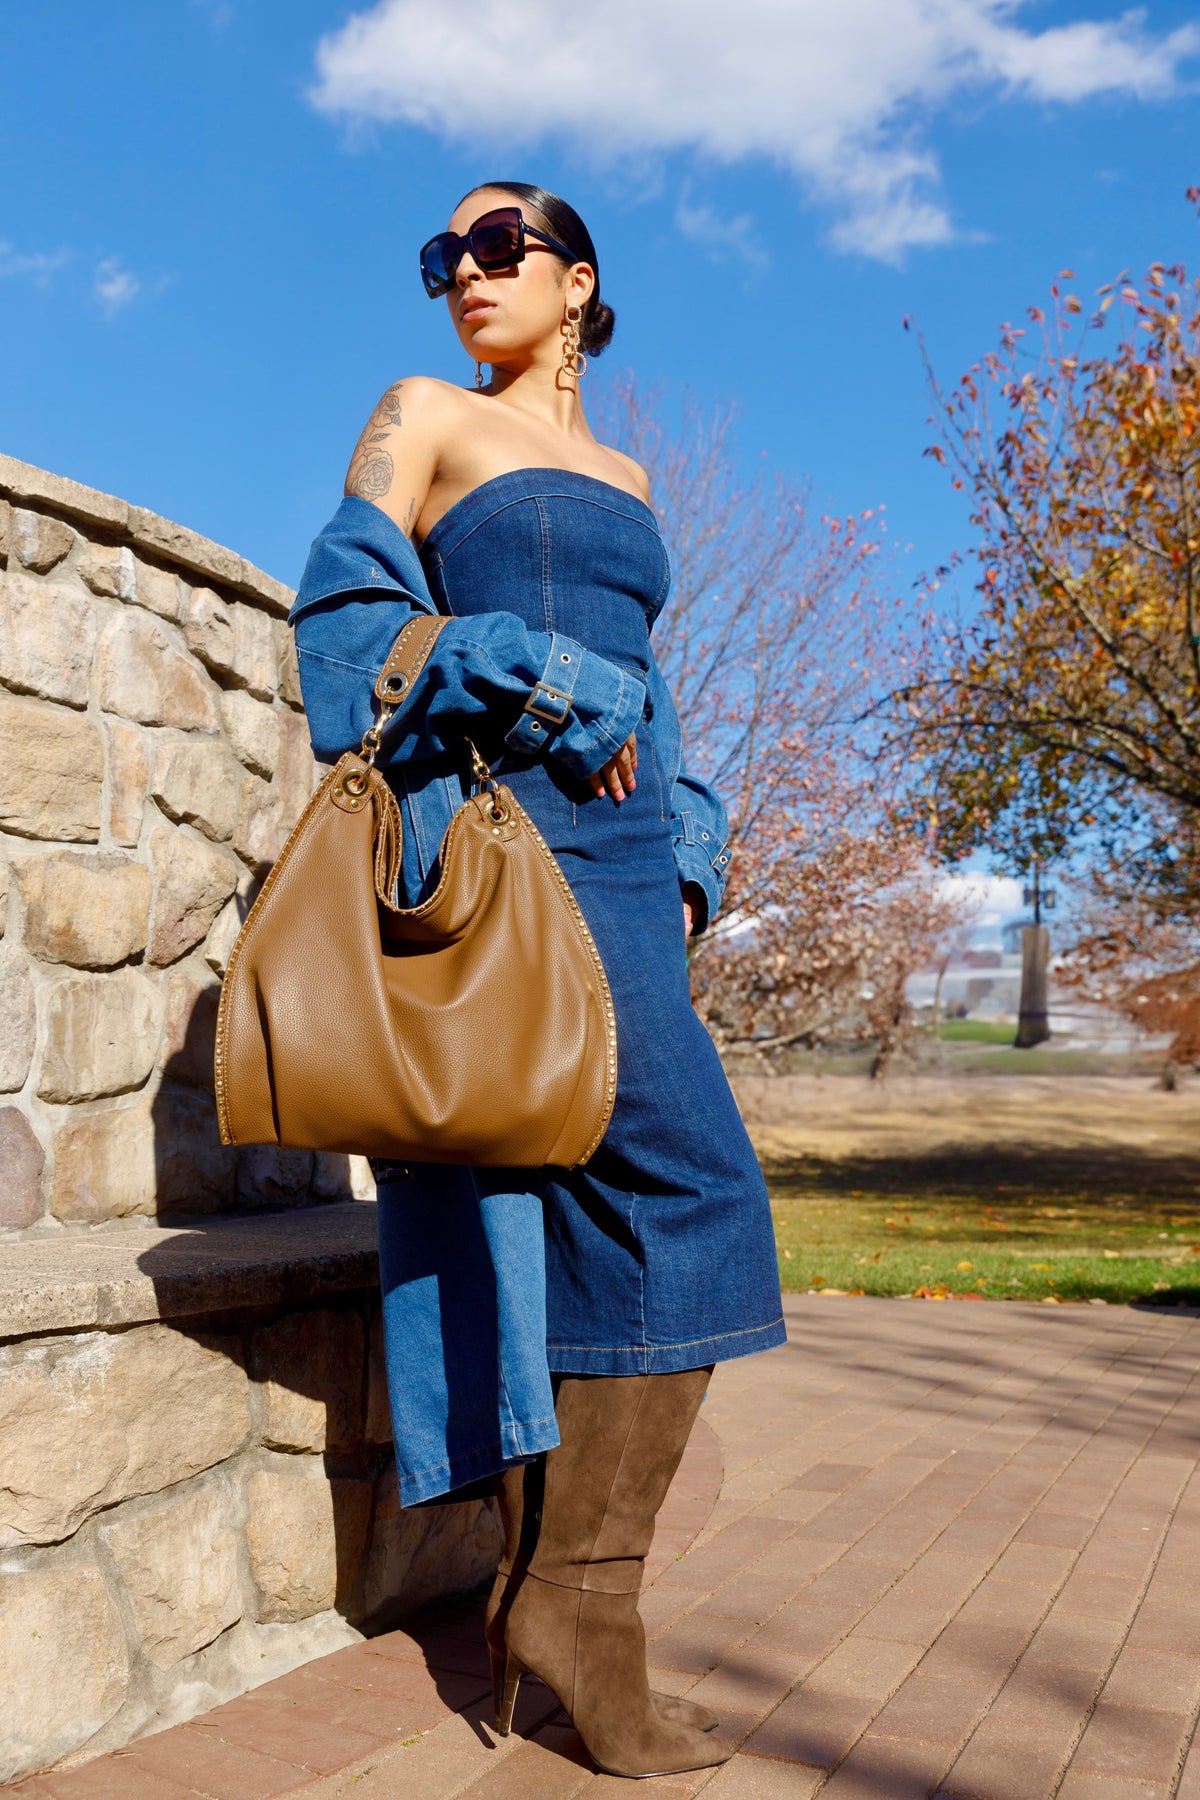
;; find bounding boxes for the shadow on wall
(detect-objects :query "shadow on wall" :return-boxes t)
[152,904,362,1217]
[128,994,503,1714]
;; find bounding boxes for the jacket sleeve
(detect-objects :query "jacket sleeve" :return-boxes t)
[644,656,732,935]
[293,589,646,784]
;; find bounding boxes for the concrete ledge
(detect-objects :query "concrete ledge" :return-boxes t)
[0,451,294,615]
[0,1202,378,1340]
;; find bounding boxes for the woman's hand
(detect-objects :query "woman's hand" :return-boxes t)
[589,732,637,803]
[681,882,705,939]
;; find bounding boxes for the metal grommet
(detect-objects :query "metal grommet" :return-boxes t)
[560,652,571,663]
[701,831,709,840]
[531,721,542,732]
[379,671,409,701]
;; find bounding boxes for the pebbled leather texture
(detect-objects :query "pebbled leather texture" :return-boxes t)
[213,617,618,1169]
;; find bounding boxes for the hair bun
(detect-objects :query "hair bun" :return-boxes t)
[582,298,615,357]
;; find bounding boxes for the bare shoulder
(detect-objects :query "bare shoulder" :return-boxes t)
[345,376,465,513]
[603,445,652,504]
[354,374,458,437]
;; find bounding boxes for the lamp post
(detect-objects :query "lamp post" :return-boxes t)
[1014,860,1055,1049]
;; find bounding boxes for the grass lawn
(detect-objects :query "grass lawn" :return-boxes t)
[938,1019,1018,1044]
[764,1151,1200,1307]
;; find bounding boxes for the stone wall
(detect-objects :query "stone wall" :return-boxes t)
[0,450,365,1228]
[0,459,501,1782]
[0,1224,502,1782]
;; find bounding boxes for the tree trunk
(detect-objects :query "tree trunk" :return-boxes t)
[1014,924,1051,1049]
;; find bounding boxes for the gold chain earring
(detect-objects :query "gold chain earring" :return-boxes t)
[474,362,485,390]
[561,305,587,382]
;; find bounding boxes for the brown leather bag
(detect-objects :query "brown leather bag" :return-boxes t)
[214,615,617,1168]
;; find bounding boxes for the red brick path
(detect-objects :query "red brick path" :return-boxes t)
[14,1294,1200,1799]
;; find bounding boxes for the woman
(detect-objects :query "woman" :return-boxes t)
[291,183,784,1780]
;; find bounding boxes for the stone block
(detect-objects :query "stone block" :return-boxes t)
[251,1308,365,1453]
[0,497,9,561]
[183,589,278,699]
[128,508,244,591]
[234,769,282,868]
[0,1109,45,1228]
[365,1301,393,1444]
[0,573,97,707]
[203,895,243,977]
[276,707,318,831]
[0,690,103,841]
[276,618,303,708]
[37,967,165,1102]
[362,1464,501,1626]
[312,1151,354,1199]
[105,716,151,847]
[348,1153,376,1200]
[235,1143,314,1210]
[153,1085,236,1213]
[103,1483,241,1670]
[220,686,280,778]
[0,861,7,935]
[131,557,182,620]
[0,1323,249,1546]
[49,1101,157,1221]
[17,849,151,967]
[11,507,74,574]
[148,824,239,965]
[78,541,136,599]
[0,946,36,1092]
[0,1566,129,1781]
[97,611,219,732]
[150,735,239,842]
[245,1467,371,1624]
[159,964,221,1089]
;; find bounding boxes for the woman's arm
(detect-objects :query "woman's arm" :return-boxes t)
[343,377,441,537]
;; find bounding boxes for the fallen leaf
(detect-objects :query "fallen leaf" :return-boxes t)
[956,1260,974,1271]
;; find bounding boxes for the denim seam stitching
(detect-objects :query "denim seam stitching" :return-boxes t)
[545,1316,786,1354]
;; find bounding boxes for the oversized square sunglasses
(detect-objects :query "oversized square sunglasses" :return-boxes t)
[419,206,579,299]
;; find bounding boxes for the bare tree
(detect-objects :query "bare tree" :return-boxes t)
[596,376,963,1066]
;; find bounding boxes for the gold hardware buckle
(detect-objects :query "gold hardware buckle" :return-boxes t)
[524,685,572,725]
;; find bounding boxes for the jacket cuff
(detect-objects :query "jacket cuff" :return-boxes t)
[672,813,731,935]
[541,649,647,781]
[503,632,585,756]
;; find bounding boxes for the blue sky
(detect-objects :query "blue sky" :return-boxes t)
[2,0,1198,596]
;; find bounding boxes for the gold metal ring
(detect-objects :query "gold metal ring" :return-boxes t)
[343,770,370,798]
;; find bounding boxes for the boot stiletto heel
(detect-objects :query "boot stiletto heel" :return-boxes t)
[496,1652,525,1737]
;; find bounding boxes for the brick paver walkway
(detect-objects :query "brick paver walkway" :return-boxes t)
[15,1294,1200,1799]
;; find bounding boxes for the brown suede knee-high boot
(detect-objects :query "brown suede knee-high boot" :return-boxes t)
[485,1459,718,1734]
[495,1370,732,1778]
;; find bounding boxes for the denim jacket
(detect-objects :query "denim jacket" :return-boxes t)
[289,498,731,930]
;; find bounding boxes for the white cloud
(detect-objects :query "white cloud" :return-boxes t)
[0,243,71,285]
[675,191,769,271]
[310,0,1199,262]
[94,257,140,316]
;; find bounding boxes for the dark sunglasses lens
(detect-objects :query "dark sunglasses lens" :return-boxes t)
[471,213,521,267]
[420,233,456,296]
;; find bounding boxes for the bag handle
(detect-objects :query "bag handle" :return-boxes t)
[359,613,449,768]
[356,611,505,819]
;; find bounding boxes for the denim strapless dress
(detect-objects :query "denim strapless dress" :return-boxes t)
[400,469,785,1378]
